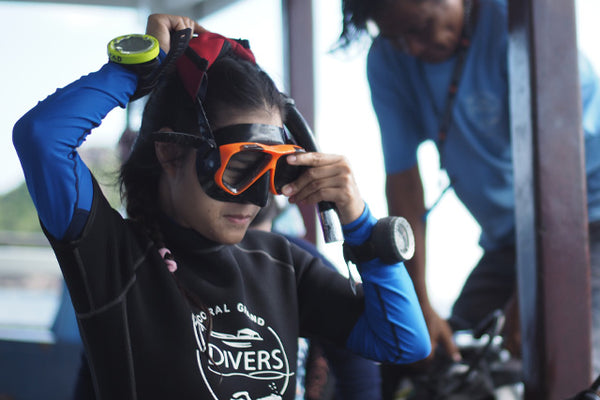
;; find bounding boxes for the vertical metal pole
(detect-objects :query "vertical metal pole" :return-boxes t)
[282,0,317,243]
[508,0,592,398]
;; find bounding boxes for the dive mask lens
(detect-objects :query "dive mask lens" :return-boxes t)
[222,146,272,193]
[216,143,305,195]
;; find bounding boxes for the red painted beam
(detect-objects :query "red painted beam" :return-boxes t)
[508,0,592,398]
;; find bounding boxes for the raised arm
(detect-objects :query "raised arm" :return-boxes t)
[13,63,136,240]
[13,14,207,241]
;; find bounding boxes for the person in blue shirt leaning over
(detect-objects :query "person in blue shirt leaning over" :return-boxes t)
[13,13,430,400]
[337,0,600,395]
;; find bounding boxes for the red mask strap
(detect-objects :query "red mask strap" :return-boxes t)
[176,31,256,101]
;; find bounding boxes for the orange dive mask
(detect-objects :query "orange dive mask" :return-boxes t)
[214,141,305,196]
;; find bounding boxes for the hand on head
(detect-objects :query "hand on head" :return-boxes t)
[145,14,207,53]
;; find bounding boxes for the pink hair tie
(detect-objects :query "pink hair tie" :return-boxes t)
[158,247,178,273]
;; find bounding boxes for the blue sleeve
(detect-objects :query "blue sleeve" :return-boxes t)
[13,62,137,240]
[342,204,431,364]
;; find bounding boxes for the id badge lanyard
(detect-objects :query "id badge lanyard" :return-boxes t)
[422,0,477,220]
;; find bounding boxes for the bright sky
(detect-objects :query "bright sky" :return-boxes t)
[1,0,600,316]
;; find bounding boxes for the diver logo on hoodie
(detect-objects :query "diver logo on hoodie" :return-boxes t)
[191,302,294,400]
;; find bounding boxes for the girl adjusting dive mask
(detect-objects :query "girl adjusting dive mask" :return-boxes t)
[149,30,307,206]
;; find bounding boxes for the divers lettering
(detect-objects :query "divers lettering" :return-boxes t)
[209,344,284,371]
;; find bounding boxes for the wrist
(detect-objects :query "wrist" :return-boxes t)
[342,202,376,246]
[108,34,160,64]
[343,212,415,265]
[107,33,161,100]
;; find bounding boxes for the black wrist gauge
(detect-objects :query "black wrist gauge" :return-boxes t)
[343,216,415,265]
[107,34,160,65]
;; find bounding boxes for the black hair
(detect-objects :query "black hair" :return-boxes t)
[203,56,287,127]
[336,0,431,49]
[337,0,388,49]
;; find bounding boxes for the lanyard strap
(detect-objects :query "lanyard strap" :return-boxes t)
[436,0,475,164]
[437,38,470,148]
[423,0,476,219]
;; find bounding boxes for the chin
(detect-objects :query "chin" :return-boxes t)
[422,52,452,64]
[219,229,248,245]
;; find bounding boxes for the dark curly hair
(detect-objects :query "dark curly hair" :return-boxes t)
[337,0,433,49]
[337,0,389,48]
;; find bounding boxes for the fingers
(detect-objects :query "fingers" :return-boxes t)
[145,14,208,53]
[438,322,461,362]
[422,307,462,362]
[281,152,364,224]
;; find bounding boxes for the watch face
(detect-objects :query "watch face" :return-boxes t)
[115,35,155,54]
[393,217,415,261]
[108,34,159,64]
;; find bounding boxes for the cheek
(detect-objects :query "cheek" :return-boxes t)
[189,200,249,244]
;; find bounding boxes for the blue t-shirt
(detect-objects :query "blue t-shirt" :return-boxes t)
[367,0,600,250]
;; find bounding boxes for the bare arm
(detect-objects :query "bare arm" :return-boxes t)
[387,165,460,361]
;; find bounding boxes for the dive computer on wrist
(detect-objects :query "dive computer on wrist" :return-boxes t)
[108,34,160,65]
[343,216,415,265]
[107,33,162,100]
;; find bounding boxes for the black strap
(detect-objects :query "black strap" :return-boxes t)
[131,28,192,101]
[421,0,477,219]
[435,0,476,166]
[343,241,375,265]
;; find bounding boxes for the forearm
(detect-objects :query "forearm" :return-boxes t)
[13,62,136,240]
[385,167,461,358]
[343,203,431,363]
[400,220,429,308]
[386,167,431,308]
[346,260,431,363]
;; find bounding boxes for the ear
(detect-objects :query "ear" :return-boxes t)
[155,142,183,177]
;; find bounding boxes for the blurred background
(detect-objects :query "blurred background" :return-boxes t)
[0,0,599,398]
